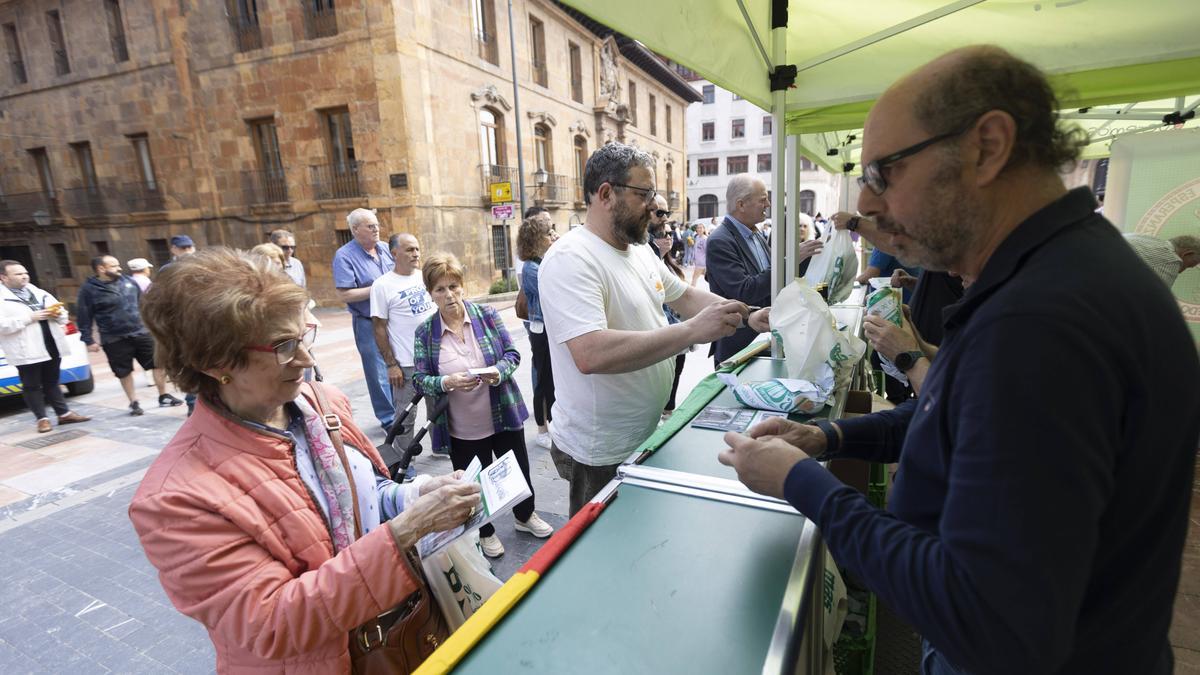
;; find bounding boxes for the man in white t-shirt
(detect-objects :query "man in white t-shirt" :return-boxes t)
[371,233,438,465]
[540,142,771,515]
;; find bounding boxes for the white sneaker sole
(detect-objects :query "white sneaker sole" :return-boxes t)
[514,522,553,538]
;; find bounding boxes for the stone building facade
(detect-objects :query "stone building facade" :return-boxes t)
[683,78,841,225]
[0,0,698,305]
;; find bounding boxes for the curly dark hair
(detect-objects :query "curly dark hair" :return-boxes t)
[913,46,1088,173]
[516,217,552,261]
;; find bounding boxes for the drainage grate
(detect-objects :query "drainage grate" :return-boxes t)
[17,429,89,449]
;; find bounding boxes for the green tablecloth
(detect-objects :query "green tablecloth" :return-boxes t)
[454,483,807,674]
[640,358,845,480]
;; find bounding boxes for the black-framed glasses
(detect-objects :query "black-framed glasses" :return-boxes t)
[246,324,318,365]
[279,245,296,251]
[653,209,670,218]
[857,124,973,196]
[610,182,657,204]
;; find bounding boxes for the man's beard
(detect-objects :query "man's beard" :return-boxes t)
[879,156,985,271]
[614,199,649,245]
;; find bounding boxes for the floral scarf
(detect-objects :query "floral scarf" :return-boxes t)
[294,396,358,552]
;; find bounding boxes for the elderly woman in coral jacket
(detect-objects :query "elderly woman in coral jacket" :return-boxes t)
[128,248,479,674]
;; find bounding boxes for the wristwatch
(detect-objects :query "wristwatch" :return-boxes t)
[894,350,925,373]
[846,216,860,232]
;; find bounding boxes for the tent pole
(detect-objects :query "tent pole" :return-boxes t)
[769,18,787,358]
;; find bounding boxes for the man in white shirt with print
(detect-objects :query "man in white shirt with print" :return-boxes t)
[371,233,438,465]
[540,142,770,515]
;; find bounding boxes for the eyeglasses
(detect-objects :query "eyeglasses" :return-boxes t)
[610,182,657,204]
[246,324,318,365]
[653,209,671,218]
[279,245,295,251]
[857,122,974,196]
[650,229,669,239]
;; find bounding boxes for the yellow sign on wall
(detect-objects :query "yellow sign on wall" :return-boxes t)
[490,182,512,203]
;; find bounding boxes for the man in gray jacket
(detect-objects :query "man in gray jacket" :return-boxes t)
[0,260,90,432]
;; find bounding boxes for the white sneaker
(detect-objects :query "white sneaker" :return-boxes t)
[534,432,552,449]
[480,534,505,558]
[514,513,554,538]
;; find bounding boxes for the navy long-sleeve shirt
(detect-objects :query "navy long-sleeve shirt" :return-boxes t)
[785,188,1199,674]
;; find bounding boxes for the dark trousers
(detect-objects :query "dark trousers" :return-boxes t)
[17,358,68,421]
[449,429,535,537]
[666,353,686,411]
[528,330,555,426]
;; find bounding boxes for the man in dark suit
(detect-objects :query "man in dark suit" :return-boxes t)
[706,175,822,363]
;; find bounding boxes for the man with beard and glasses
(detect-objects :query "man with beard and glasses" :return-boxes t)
[718,46,1199,674]
[539,142,769,515]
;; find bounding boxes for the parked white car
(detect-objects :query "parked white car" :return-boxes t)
[0,318,94,397]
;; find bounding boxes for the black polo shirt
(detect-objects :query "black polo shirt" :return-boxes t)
[908,271,963,346]
[787,188,1200,673]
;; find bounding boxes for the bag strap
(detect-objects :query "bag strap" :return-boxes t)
[305,382,365,540]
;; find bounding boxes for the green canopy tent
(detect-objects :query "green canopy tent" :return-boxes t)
[558,0,1200,302]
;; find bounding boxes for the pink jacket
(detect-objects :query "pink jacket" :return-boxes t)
[129,384,419,674]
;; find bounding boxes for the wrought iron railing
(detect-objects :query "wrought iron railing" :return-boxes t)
[573,179,585,204]
[479,164,518,200]
[310,161,363,200]
[303,3,337,39]
[61,187,114,217]
[124,181,167,212]
[477,30,498,64]
[0,190,61,224]
[242,168,289,204]
[230,17,262,52]
[534,173,570,204]
[10,58,26,84]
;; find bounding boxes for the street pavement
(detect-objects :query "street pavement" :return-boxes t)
[0,292,718,673]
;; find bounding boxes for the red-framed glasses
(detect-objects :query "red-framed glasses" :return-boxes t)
[246,324,318,365]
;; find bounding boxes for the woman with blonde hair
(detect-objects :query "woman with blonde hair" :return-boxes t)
[250,242,286,270]
[129,248,479,673]
[413,253,553,558]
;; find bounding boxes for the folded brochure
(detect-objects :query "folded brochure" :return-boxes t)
[691,406,786,432]
[417,450,532,558]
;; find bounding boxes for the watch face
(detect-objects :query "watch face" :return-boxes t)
[896,351,920,372]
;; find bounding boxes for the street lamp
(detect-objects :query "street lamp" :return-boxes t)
[534,168,549,186]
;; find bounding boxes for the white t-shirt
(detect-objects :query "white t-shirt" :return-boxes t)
[369,270,436,367]
[540,226,689,466]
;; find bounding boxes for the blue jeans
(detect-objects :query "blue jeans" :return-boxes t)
[922,639,971,675]
[351,313,394,428]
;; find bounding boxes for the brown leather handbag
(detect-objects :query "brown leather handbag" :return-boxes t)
[514,287,529,320]
[304,383,450,675]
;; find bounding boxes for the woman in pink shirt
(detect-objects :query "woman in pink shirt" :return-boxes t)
[412,253,554,558]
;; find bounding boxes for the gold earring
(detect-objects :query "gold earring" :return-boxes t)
[219,374,232,385]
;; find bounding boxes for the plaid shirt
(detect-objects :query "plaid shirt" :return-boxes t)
[412,300,528,454]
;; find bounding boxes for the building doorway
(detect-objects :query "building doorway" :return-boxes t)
[0,245,39,286]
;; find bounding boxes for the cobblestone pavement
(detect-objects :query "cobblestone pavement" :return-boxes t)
[0,297,716,673]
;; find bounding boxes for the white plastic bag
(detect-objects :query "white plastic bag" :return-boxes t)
[770,279,866,392]
[804,229,859,304]
[422,530,504,630]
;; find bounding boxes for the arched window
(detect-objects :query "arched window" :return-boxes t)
[534,123,553,172]
[698,194,718,219]
[479,107,505,167]
[799,189,815,216]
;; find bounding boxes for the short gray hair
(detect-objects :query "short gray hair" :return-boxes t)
[346,208,378,229]
[583,142,654,206]
[388,232,418,251]
[726,175,763,211]
[1170,235,1200,253]
[268,229,294,245]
